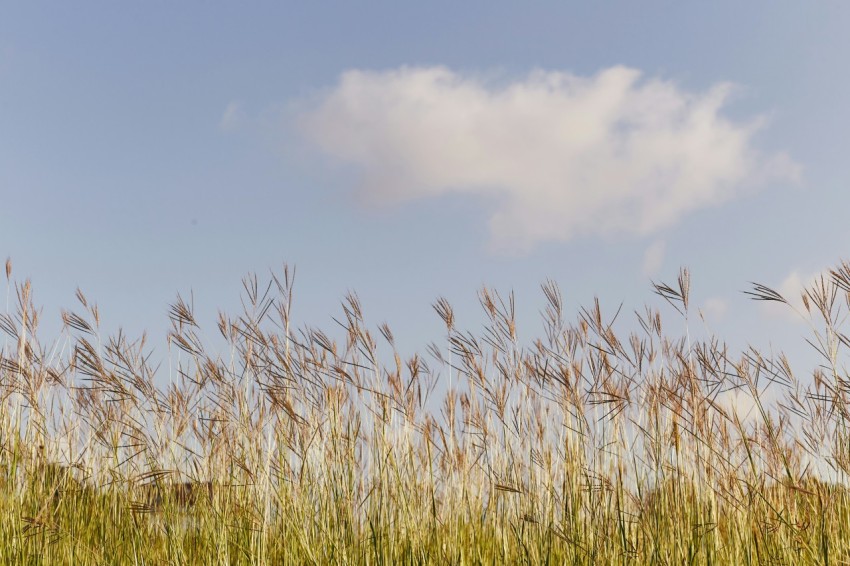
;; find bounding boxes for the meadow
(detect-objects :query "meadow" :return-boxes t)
[2,258,850,565]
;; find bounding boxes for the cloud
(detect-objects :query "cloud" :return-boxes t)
[717,389,759,425]
[760,269,829,321]
[220,101,246,131]
[642,240,665,277]
[701,297,728,322]
[300,66,801,253]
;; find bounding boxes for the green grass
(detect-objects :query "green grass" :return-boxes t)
[3,259,850,564]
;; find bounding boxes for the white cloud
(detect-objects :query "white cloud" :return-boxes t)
[300,66,801,253]
[760,269,829,321]
[717,389,759,425]
[642,240,665,277]
[701,297,728,322]
[220,101,246,131]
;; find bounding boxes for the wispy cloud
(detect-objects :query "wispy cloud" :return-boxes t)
[760,268,829,322]
[301,66,800,253]
[701,297,728,322]
[220,101,246,131]
[642,240,666,277]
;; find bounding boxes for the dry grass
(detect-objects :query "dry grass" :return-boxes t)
[3,258,850,564]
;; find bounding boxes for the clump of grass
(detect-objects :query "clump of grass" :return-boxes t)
[4,258,850,564]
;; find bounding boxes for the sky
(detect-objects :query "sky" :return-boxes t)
[2,2,849,374]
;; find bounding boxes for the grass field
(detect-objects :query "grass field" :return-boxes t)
[3,258,850,564]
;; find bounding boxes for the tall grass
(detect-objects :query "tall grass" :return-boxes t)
[3,257,850,564]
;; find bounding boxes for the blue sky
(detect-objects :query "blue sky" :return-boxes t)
[1,2,848,369]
